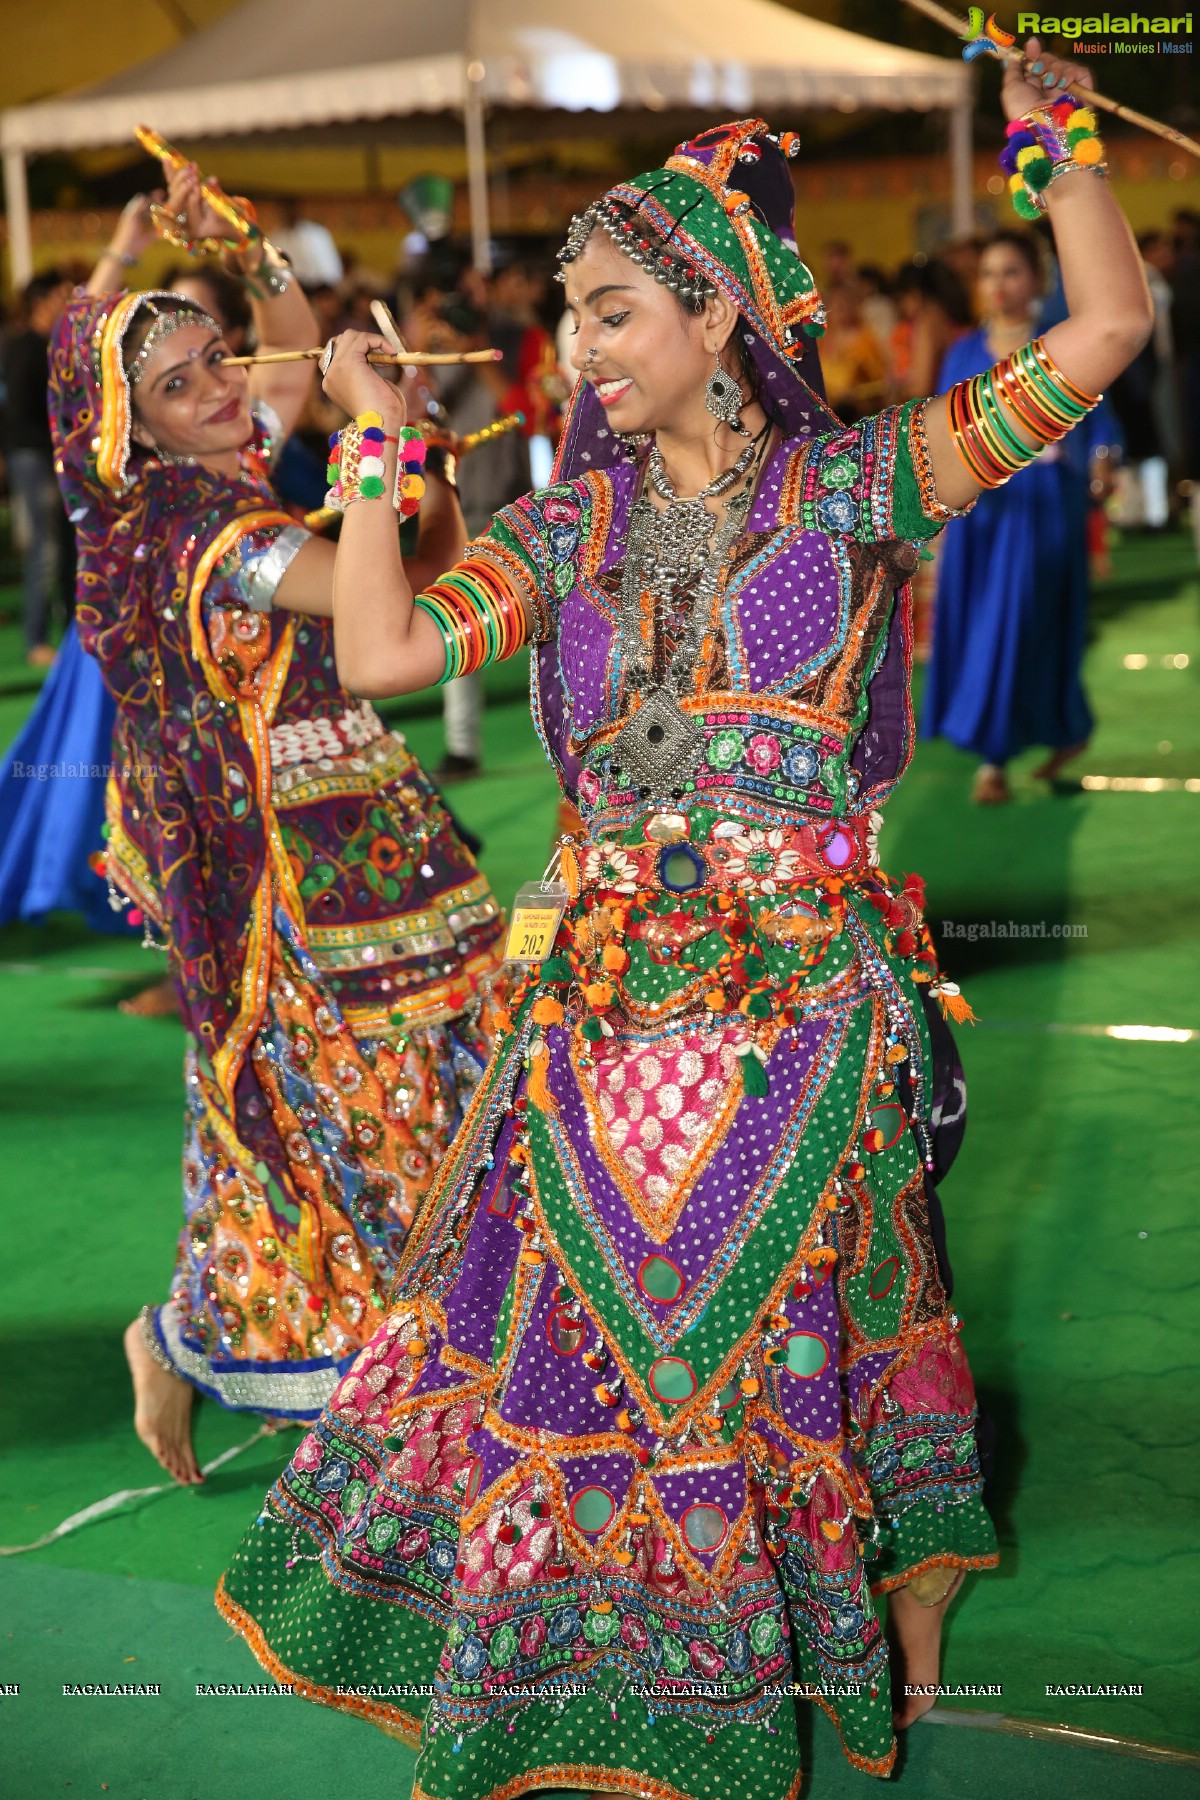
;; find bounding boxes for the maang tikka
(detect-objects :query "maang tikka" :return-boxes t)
[705,357,750,436]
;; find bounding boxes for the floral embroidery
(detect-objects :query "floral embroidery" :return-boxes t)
[784,741,821,786]
[817,490,857,534]
[707,728,744,771]
[820,453,859,491]
[577,768,603,809]
[745,732,781,777]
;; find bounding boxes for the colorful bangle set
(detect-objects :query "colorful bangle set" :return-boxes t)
[946,336,1101,489]
[1001,100,1105,221]
[414,558,529,685]
[325,415,428,515]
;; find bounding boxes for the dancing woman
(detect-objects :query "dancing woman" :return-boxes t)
[48,162,507,1486]
[218,46,1150,1796]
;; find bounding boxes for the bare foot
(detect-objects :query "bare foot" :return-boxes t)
[118,977,180,1019]
[1031,740,1089,782]
[123,1318,203,1485]
[887,1568,965,1728]
[971,764,1011,805]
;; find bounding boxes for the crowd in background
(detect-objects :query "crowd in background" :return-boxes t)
[1,201,1197,710]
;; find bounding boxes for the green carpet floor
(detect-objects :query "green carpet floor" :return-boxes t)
[1,531,1197,1796]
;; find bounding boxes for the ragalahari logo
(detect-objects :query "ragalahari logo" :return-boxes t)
[962,7,1018,55]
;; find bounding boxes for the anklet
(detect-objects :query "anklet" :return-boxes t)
[138,1304,186,1381]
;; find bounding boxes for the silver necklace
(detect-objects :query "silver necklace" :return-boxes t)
[606,429,772,798]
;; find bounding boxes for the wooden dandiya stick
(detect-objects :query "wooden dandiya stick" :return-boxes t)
[901,0,1200,158]
[221,347,503,368]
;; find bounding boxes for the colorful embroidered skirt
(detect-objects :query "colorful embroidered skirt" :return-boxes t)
[145,910,499,1418]
[217,845,997,1792]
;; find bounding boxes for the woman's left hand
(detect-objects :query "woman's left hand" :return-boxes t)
[1001,36,1093,121]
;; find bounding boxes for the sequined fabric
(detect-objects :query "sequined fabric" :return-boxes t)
[50,292,507,1411]
[219,401,996,1790]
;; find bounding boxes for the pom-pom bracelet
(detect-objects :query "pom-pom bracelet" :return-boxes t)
[1000,99,1105,220]
[324,415,428,514]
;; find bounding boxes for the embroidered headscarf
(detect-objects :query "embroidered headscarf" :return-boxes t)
[49,291,296,1102]
[553,118,838,481]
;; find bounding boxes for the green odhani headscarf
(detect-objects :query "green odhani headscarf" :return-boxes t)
[553,117,838,480]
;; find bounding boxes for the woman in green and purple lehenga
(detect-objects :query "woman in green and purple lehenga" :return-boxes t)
[217,47,1151,1800]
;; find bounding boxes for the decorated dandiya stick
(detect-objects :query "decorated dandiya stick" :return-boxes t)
[220,347,504,367]
[899,0,1200,158]
[135,125,266,245]
[458,412,526,454]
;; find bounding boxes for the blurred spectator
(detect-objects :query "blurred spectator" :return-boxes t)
[408,287,532,781]
[3,268,75,666]
[488,248,564,486]
[1108,237,1170,531]
[889,258,972,401]
[306,283,347,340]
[940,234,985,303]
[274,197,344,288]
[161,262,252,352]
[857,264,898,347]
[821,239,856,289]
[1171,210,1200,557]
[820,285,887,423]
[1140,230,1184,472]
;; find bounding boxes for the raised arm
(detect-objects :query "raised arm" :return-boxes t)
[85,193,160,297]
[156,159,320,440]
[924,38,1154,512]
[317,333,537,699]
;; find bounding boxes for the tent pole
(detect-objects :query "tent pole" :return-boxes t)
[4,149,34,291]
[949,77,974,240]
[464,67,492,276]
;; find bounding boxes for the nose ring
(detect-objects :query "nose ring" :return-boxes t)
[587,346,598,362]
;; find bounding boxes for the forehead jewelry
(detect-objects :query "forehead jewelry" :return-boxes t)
[126,302,220,386]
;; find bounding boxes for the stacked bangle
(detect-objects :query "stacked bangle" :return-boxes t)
[946,336,1101,489]
[414,559,529,684]
[1001,99,1105,220]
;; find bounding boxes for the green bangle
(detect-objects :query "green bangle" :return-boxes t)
[414,596,459,684]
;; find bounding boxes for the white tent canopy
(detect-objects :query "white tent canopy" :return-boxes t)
[2,0,971,284]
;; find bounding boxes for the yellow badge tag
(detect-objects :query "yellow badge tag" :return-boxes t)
[504,880,569,964]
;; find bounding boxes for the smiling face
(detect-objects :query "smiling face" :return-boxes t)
[562,231,740,439]
[127,318,253,463]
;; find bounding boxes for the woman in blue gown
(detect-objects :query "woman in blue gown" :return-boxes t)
[921,231,1118,804]
[0,620,120,930]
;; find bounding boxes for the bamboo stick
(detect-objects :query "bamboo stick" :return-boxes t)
[901,0,1200,158]
[221,347,503,368]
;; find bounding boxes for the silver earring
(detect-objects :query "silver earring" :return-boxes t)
[705,357,750,436]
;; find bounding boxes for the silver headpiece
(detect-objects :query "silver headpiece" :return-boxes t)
[125,300,220,387]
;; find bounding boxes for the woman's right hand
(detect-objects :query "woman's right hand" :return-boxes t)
[320,331,407,425]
